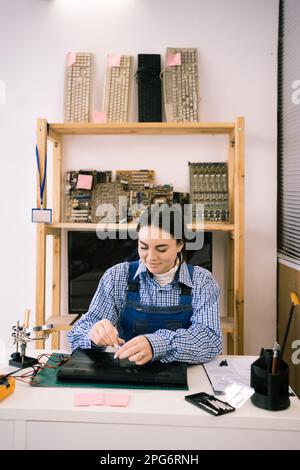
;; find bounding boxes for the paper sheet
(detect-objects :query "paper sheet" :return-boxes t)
[203,356,254,394]
[74,392,104,407]
[67,52,76,67]
[167,52,181,66]
[104,394,129,407]
[223,383,255,408]
[92,111,107,123]
[107,54,121,67]
[76,174,93,190]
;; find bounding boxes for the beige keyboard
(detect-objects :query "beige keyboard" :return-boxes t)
[103,55,133,123]
[163,48,199,122]
[64,52,92,123]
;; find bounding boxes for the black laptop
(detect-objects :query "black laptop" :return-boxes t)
[57,349,188,389]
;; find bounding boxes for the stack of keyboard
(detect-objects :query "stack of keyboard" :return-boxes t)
[63,49,200,123]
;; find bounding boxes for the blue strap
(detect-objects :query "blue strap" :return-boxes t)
[35,145,47,208]
[179,264,193,297]
[127,261,140,291]
[186,263,194,279]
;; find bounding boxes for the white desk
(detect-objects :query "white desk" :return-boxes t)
[1,352,300,450]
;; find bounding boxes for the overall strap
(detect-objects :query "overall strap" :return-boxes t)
[179,264,194,297]
[127,261,140,292]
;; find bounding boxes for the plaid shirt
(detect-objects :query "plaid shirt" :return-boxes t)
[67,261,222,363]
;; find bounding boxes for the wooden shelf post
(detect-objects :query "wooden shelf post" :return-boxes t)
[51,135,62,349]
[234,117,245,354]
[35,119,48,348]
[226,128,236,354]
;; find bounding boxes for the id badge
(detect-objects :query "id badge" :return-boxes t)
[32,208,52,223]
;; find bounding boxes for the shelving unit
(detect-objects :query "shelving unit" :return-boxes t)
[35,118,244,354]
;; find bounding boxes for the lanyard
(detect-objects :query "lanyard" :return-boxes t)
[35,145,47,209]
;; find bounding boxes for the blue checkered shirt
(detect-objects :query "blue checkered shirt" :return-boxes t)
[67,261,222,363]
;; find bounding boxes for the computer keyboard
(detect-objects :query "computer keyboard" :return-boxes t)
[64,52,92,123]
[103,55,133,123]
[136,54,162,122]
[163,47,199,122]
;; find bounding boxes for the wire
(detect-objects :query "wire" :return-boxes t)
[1,353,69,386]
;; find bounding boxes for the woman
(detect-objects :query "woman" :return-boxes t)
[67,205,222,364]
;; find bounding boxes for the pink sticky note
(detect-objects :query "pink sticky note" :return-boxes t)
[76,174,93,190]
[74,393,104,407]
[104,393,130,407]
[167,52,181,66]
[92,111,107,123]
[67,52,76,67]
[107,54,121,67]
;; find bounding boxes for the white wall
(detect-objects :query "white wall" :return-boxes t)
[0,0,278,355]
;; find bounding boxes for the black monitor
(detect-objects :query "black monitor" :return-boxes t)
[68,231,212,314]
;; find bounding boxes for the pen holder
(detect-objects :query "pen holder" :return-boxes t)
[250,349,290,411]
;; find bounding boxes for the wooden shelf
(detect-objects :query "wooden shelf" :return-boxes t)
[36,117,244,354]
[48,122,235,137]
[46,315,76,332]
[47,222,235,232]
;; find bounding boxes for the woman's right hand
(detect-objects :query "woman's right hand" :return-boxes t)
[88,319,124,348]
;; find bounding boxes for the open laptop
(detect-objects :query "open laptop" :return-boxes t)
[57,348,188,389]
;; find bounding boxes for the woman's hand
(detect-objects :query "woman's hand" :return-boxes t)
[114,335,153,365]
[89,319,124,348]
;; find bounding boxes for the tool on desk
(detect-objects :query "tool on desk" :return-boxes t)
[219,359,228,367]
[281,291,300,359]
[0,375,15,401]
[185,392,235,416]
[9,309,54,369]
[271,341,280,375]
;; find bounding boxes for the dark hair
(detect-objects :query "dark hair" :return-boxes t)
[136,204,187,261]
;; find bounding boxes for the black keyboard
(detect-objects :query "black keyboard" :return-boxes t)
[136,54,162,122]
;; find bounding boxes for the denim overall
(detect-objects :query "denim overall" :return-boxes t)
[120,261,194,342]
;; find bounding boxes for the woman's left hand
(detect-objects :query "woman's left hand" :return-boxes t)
[115,335,153,365]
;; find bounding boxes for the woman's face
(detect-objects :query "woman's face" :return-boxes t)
[138,225,183,275]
